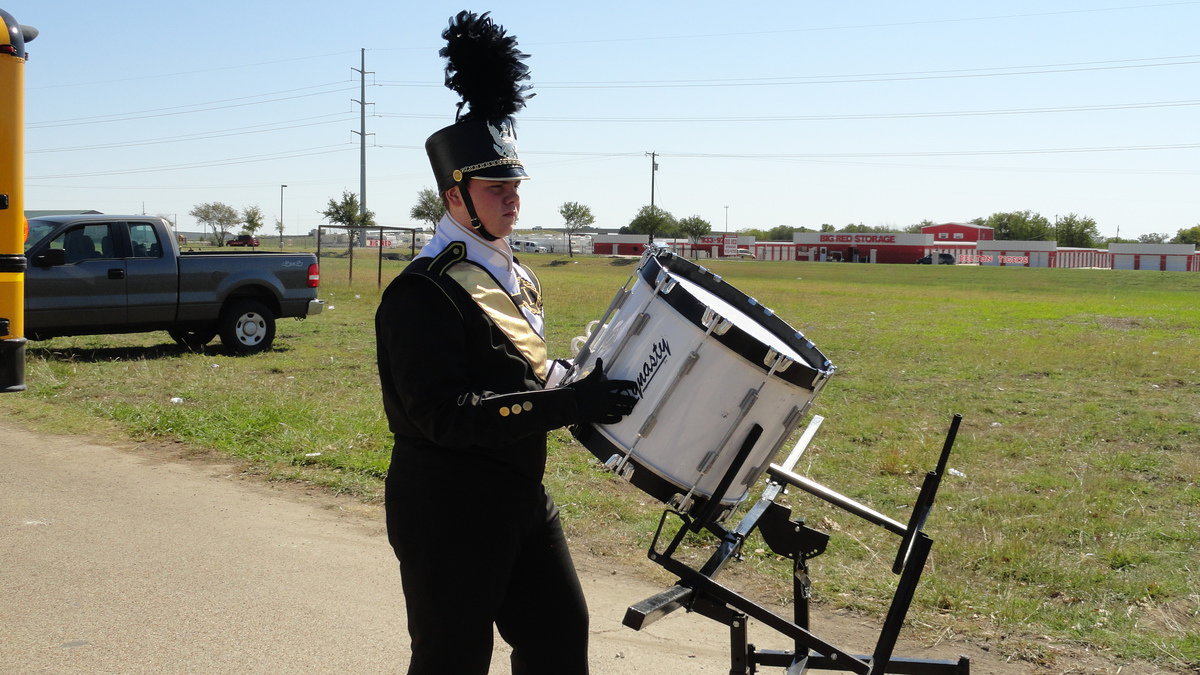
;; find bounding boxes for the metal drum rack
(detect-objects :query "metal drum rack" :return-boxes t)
[622,414,970,675]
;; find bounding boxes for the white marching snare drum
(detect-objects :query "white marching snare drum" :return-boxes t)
[566,248,836,521]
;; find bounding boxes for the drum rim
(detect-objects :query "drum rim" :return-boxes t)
[639,250,834,390]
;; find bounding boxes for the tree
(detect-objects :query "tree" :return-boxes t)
[819,224,836,232]
[558,201,595,258]
[676,215,712,240]
[676,215,712,257]
[843,223,896,234]
[189,202,240,246]
[977,211,1053,241]
[1137,232,1168,244]
[322,191,376,254]
[766,225,808,241]
[628,205,677,243]
[1054,213,1100,248]
[410,187,445,231]
[241,205,264,238]
[1173,225,1200,245]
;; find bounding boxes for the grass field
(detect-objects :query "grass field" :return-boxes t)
[5,252,1197,671]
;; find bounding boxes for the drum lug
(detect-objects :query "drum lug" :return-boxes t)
[630,312,649,336]
[653,268,678,296]
[702,308,733,336]
[636,350,699,440]
[668,492,694,514]
[612,288,630,311]
[605,453,636,481]
[697,387,760,476]
[739,387,759,409]
[782,405,804,430]
[739,405,806,489]
[764,348,794,374]
[637,414,659,438]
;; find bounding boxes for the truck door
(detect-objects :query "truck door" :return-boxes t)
[123,221,178,325]
[25,222,127,332]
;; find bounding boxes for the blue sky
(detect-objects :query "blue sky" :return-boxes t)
[9,1,1200,239]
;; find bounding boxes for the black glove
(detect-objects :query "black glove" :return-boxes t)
[567,358,638,424]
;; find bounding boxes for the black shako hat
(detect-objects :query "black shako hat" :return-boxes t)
[425,10,533,233]
[426,117,526,194]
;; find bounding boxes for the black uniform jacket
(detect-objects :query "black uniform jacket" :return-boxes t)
[376,243,579,484]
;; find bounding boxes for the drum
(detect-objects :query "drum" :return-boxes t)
[566,247,836,521]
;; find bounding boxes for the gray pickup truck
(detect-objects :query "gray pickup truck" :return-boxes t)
[24,214,324,354]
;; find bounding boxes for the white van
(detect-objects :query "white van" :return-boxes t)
[511,240,549,253]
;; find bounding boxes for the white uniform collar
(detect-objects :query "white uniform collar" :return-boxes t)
[418,213,545,338]
[420,213,516,288]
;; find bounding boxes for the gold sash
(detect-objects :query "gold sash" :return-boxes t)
[446,262,548,383]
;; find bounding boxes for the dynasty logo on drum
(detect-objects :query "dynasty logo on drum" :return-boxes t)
[635,337,671,395]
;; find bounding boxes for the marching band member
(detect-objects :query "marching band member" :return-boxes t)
[375,12,637,674]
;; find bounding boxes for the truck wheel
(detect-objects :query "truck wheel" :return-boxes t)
[219,299,276,355]
[169,327,217,351]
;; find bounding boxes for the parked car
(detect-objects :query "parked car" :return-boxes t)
[24,215,323,354]
[226,234,260,247]
[734,248,757,259]
[916,253,956,265]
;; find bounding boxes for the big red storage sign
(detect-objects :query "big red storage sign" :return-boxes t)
[819,234,897,244]
[793,231,957,264]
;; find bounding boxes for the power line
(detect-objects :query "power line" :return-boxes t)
[30,137,1192,182]
[28,114,358,153]
[525,2,1200,46]
[381,142,1200,160]
[27,82,359,128]
[664,143,1200,159]
[29,51,360,90]
[375,53,1200,90]
[540,58,1200,89]
[377,98,1200,124]
[27,145,355,180]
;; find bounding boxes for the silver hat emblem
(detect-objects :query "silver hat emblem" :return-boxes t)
[489,120,519,159]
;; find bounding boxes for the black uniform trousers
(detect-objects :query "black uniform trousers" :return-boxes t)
[385,446,589,675]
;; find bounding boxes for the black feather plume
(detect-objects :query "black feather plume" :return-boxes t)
[440,11,533,122]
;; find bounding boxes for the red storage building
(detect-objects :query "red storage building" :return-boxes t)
[922,222,994,243]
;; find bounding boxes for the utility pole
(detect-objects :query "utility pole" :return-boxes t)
[724,205,729,258]
[351,48,374,284]
[641,152,660,244]
[352,48,373,219]
[646,151,658,208]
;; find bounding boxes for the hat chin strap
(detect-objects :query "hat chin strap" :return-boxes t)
[456,179,499,242]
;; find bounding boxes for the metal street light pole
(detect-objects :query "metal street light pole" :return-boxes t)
[280,184,287,250]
